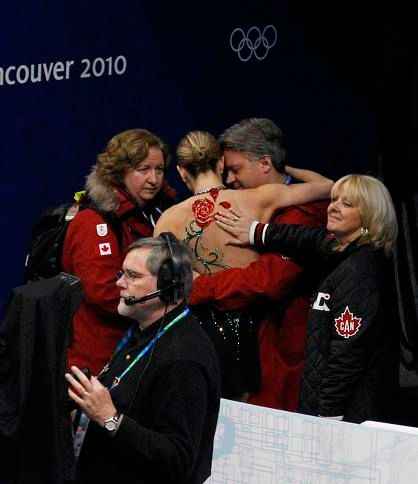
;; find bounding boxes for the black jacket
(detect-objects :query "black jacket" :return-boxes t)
[0,274,82,483]
[77,303,221,484]
[255,224,400,423]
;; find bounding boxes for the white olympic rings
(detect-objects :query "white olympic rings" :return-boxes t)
[230,25,277,62]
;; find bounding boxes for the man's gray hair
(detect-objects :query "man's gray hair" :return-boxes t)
[219,117,286,172]
[127,237,193,299]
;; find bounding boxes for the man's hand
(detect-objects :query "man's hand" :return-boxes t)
[65,365,117,426]
[215,208,254,247]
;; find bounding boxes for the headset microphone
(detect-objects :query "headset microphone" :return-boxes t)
[123,290,162,306]
[123,275,190,306]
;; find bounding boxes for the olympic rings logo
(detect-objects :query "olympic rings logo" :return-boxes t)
[230,25,277,62]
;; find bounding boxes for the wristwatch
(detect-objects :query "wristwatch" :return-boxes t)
[103,412,121,433]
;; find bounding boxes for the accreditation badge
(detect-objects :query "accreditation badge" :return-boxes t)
[73,412,90,459]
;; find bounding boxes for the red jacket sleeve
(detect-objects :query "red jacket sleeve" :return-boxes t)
[62,209,124,316]
[189,202,328,311]
[190,254,304,310]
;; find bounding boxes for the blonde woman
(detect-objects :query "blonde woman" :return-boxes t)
[216,174,400,422]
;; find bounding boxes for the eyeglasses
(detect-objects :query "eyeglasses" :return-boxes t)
[116,269,141,284]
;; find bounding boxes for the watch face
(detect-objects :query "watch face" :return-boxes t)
[104,419,117,431]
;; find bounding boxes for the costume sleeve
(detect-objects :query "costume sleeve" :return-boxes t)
[113,361,213,481]
[189,205,327,310]
[62,209,123,316]
[318,255,386,417]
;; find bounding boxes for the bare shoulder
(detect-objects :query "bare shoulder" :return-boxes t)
[229,186,283,217]
[154,198,192,237]
[234,184,285,200]
[162,198,192,217]
[253,183,285,195]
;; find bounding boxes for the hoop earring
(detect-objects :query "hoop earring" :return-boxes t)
[360,227,369,237]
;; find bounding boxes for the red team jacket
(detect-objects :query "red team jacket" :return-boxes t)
[62,190,158,375]
[190,201,328,410]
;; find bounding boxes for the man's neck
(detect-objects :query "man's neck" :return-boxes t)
[266,171,287,185]
[137,303,178,331]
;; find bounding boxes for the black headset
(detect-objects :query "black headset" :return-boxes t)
[156,232,185,305]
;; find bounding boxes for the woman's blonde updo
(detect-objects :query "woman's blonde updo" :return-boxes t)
[95,128,169,186]
[176,130,221,178]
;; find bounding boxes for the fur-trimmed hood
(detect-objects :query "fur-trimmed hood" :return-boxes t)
[85,167,120,213]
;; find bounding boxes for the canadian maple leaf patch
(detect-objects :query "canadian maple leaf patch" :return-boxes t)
[334,306,362,338]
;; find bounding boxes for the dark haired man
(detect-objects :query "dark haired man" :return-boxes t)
[66,235,220,484]
[190,118,328,410]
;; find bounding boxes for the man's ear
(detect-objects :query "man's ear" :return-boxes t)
[259,155,273,174]
[217,157,224,176]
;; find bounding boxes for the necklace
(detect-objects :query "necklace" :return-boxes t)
[193,185,226,196]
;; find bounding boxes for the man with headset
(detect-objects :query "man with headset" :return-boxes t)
[65,233,221,484]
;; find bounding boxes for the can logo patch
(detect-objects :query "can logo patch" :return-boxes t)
[96,224,108,236]
[334,306,362,338]
[99,243,112,256]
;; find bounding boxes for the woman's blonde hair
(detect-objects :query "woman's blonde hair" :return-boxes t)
[176,130,221,177]
[332,174,398,255]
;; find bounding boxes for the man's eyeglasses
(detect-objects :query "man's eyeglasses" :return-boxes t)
[116,269,141,284]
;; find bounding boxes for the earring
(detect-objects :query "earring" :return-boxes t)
[360,227,369,237]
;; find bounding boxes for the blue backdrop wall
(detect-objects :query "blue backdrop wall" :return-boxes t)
[0,1,398,316]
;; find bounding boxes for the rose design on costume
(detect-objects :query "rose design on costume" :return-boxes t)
[219,201,231,210]
[210,187,220,201]
[192,198,232,229]
[185,187,232,273]
[192,198,215,228]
